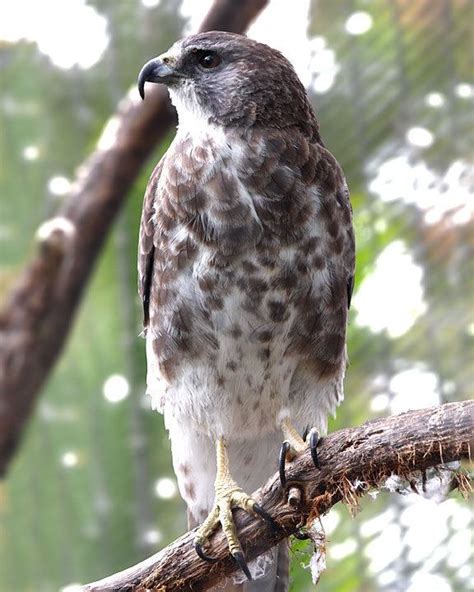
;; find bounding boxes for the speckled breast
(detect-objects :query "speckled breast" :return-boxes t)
[146,125,354,438]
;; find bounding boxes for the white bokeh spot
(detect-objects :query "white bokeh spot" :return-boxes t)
[103,374,130,404]
[364,523,402,573]
[154,477,177,499]
[248,0,313,86]
[141,0,161,7]
[345,12,373,36]
[0,0,109,69]
[390,367,440,413]
[370,393,389,412]
[425,92,445,108]
[353,241,427,338]
[406,126,434,148]
[142,528,163,545]
[36,216,76,242]
[329,537,357,560]
[48,175,72,196]
[455,83,474,99]
[321,509,340,534]
[59,584,83,592]
[369,156,474,226]
[407,572,451,592]
[23,145,40,160]
[61,451,79,468]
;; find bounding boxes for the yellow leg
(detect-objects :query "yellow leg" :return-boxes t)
[281,416,306,455]
[194,437,276,579]
[279,417,320,487]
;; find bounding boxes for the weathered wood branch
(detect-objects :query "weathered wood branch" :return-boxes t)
[0,0,269,477]
[81,401,473,592]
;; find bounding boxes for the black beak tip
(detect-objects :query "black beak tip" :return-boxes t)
[137,65,149,100]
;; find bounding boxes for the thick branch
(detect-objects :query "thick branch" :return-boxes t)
[81,401,473,592]
[0,0,269,477]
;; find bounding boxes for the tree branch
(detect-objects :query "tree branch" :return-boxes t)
[0,0,269,477]
[81,401,473,592]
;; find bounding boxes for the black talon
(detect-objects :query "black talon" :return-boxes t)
[294,528,310,540]
[233,550,252,581]
[279,441,290,488]
[254,503,282,533]
[310,430,320,469]
[195,541,219,563]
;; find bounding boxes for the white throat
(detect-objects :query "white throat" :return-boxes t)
[168,86,218,139]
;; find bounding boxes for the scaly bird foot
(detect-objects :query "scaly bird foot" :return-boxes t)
[279,418,320,488]
[194,438,278,580]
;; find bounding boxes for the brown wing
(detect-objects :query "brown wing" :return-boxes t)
[138,158,165,329]
[248,129,356,382]
[335,184,356,309]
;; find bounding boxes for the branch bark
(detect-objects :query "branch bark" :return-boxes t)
[81,401,473,592]
[0,0,269,477]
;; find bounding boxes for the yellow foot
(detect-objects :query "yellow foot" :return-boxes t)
[194,438,277,580]
[279,417,320,487]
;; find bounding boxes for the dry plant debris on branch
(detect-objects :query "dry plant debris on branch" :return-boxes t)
[81,401,473,592]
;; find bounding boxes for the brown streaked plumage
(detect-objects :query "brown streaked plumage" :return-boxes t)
[138,31,355,591]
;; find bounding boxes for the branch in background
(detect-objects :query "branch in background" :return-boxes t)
[0,0,269,477]
[81,401,473,592]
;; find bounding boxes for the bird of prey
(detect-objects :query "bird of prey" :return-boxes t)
[138,31,355,591]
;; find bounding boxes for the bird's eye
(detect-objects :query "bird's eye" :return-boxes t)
[197,51,221,69]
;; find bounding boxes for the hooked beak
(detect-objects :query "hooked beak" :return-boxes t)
[137,57,179,100]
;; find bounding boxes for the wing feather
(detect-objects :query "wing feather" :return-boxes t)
[138,158,165,329]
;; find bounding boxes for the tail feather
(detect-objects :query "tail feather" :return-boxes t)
[207,542,289,592]
[274,540,290,592]
[241,541,289,592]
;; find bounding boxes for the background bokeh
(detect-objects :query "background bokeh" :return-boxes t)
[0,1,472,591]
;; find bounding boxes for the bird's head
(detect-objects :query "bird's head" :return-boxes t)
[138,31,317,136]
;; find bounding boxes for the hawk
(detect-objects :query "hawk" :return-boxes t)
[138,31,355,591]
